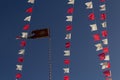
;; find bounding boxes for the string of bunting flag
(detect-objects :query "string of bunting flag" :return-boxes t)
[85,0,112,80]
[15,0,35,80]
[63,0,75,80]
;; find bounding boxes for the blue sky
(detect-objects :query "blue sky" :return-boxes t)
[0,0,120,80]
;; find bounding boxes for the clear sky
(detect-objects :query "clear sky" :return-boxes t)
[0,0,120,80]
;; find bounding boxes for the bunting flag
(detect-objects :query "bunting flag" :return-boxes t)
[18,49,25,55]
[100,4,106,11]
[23,24,30,30]
[67,7,74,14]
[26,7,33,13]
[66,16,73,22]
[102,39,108,45]
[90,24,98,31]
[16,73,22,79]
[64,50,70,56]
[85,1,93,9]
[95,43,103,51]
[64,75,70,80]
[67,0,74,4]
[65,33,71,39]
[64,59,70,65]
[24,16,31,22]
[66,25,72,31]
[93,34,101,41]
[98,53,110,61]
[100,62,110,69]
[88,13,95,20]
[103,70,111,77]
[101,22,107,28]
[21,32,28,38]
[16,65,23,71]
[63,68,70,73]
[28,0,35,4]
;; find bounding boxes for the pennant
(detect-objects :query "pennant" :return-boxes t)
[102,38,108,45]
[100,62,111,69]
[66,25,72,31]
[88,13,95,20]
[100,0,105,2]
[103,70,111,77]
[103,47,109,54]
[64,75,70,80]
[90,24,98,31]
[24,16,31,22]
[67,7,74,14]
[102,30,108,37]
[66,16,73,22]
[100,4,106,11]
[28,28,50,39]
[65,42,71,48]
[100,13,106,20]
[63,68,70,73]
[98,53,110,60]
[18,49,25,55]
[93,34,100,41]
[68,0,74,4]
[85,1,93,9]
[16,65,23,71]
[106,78,112,80]
[64,50,70,56]
[101,22,107,28]
[64,59,70,64]
[23,24,30,30]
[20,41,26,47]
[21,32,28,38]
[28,0,35,4]
[18,57,24,63]
[95,43,103,51]
[16,73,22,79]
[65,33,71,39]
[26,7,33,13]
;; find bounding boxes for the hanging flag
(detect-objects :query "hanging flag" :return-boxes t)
[65,33,71,39]
[23,24,30,30]
[103,70,111,77]
[101,22,107,28]
[68,0,74,4]
[98,53,110,60]
[64,59,70,64]
[100,62,111,69]
[26,7,33,13]
[18,49,25,55]
[67,7,74,14]
[85,1,93,9]
[102,30,108,37]
[66,16,73,22]
[95,43,103,51]
[88,13,95,20]
[63,68,70,73]
[16,65,23,71]
[24,16,31,22]
[90,24,98,31]
[102,38,108,45]
[21,32,28,38]
[100,0,105,2]
[28,28,50,39]
[28,0,35,4]
[93,34,101,41]
[100,13,106,20]
[66,25,72,31]
[18,57,24,63]
[106,77,112,80]
[65,42,71,48]
[64,75,70,80]
[64,50,70,56]
[16,73,22,79]
[103,47,109,54]
[100,4,106,11]
[20,41,26,47]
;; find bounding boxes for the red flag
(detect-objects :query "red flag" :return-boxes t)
[20,41,26,47]
[23,24,30,30]
[98,53,105,60]
[26,7,33,13]
[100,0,105,2]
[102,30,108,37]
[88,13,95,20]
[107,62,111,68]
[66,25,72,31]
[67,7,74,14]
[103,47,109,54]
[65,42,70,48]
[93,34,100,41]
[18,57,24,62]
[64,75,70,80]
[64,59,70,64]
[103,70,111,77]
[100,13,106,20]
[16,73,22,79]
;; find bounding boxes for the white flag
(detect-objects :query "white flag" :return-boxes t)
[68,0,74,4]
[21,32,28,38]
[101,22,107,28]
[64,50,70,56]
[63,68,70,73]
[100,62,110,69]
[85,1,93,9]
[65,33,71,39]
[90,24,98,31]
[66,16,73,22]
[16,65,23,71]
[95,43,103,51]
[102,39,108,45]
[28,0,35,4]
[24,16,31,22]
[104,55,110,61]
[18,49,25,55]
[100,4,106,11]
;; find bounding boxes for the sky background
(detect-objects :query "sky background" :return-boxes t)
[0,0,120,80]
